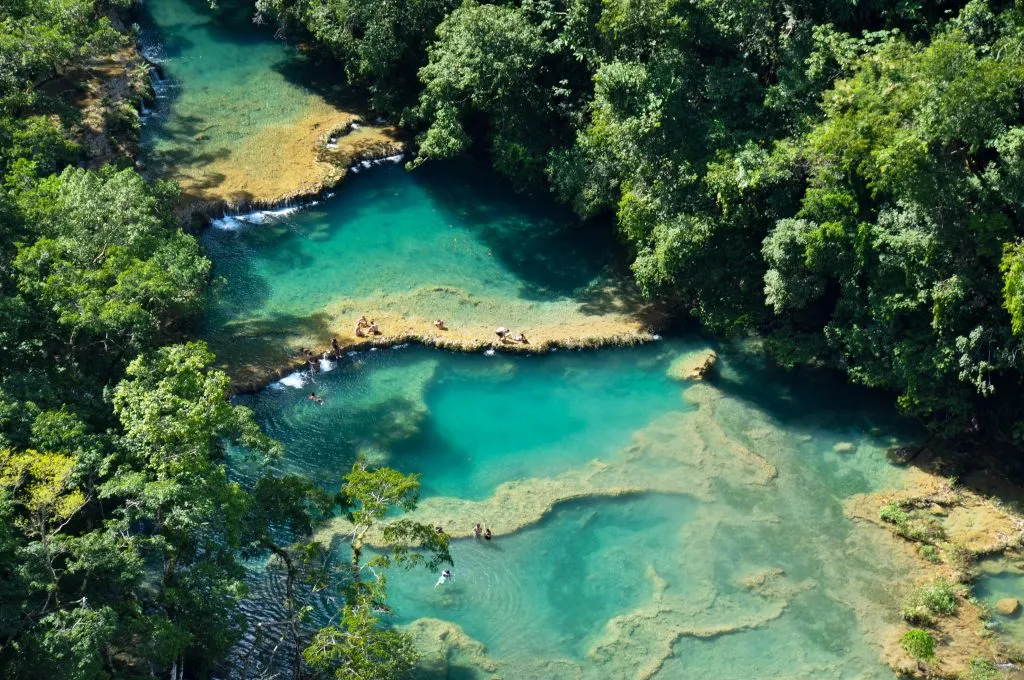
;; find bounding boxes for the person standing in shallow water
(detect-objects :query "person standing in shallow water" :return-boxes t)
[473,523,482,538]
[484,528,492,541]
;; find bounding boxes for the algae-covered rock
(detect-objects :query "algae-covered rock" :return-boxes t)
[996,598,1019,616]
[833,441,856,454]
[667,349,717,381]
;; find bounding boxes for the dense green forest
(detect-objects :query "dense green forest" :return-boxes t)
[0,2,448,678]
[259,0,1024,447]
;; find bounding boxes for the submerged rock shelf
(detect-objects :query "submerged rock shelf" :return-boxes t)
[238,342,935,678]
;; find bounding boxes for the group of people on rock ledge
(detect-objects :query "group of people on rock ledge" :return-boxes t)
[300,316,533,383]
[354,315,380,337]
[495,326,528,344]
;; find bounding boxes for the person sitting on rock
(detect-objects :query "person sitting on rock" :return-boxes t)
[368,320,380,335]
[357,315,369,328]
[512,332,528,344]
[434,319,447,331]
[355,324,366,338]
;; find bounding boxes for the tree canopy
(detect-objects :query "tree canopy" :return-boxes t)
[264,0,1024,446]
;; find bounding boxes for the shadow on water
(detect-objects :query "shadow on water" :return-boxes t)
[710,343,918,448]
[206,309,334,377]
[412,160,628,303]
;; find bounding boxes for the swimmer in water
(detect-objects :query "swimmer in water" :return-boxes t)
[435,568,452,588]
[308,392,323,405]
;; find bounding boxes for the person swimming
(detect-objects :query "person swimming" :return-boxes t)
[484,528,492,541]
[435,568,452,588]
[308,392,324,405]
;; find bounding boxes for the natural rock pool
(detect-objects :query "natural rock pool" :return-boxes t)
[138,0,397,209]
[230,338,924,678]
[202,162,654,389]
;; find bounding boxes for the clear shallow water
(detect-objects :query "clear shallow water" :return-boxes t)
[138,0,354,201]
[232,339,922,678]
[203,162,631,379]
[234,342,698,500]
[976,558,1024,643]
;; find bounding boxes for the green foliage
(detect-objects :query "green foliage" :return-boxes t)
[293,460,451,680]
[901,578,959,624]
[901,628,937,661]
[879,500,946,544]
[880,501,910,526]
[1001,242,1024,335]
[963,656,1001,680]
[304,602,419,680]
[919,544,941,564]
[266,0,1024,445]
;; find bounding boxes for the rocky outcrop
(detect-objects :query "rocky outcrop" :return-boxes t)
[666,349,717,381]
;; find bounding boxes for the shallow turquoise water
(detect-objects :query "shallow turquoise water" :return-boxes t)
[976,558,1024,643]
[234,337,919,678]
[391,494,701,661]
[138,0,342,183]
[235,341,696,500]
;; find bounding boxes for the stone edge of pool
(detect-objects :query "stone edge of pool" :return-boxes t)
[225,326,663,394]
